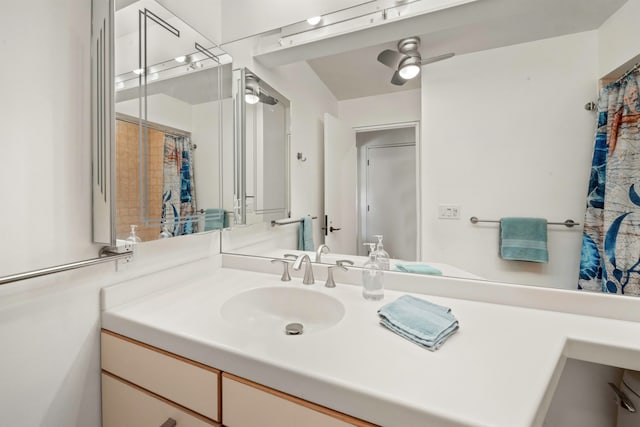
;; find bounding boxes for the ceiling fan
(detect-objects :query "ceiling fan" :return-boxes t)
[377,36,455,86]
[245,74,279,105]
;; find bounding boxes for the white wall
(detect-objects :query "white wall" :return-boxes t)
[157,0,222,45]
[338,89,421,128]
[116,93,193,131]
[223,37,339,246]
[598,0,640,78]
[192,100,222,211]
[421,31,598,289]
[0,2,221,426]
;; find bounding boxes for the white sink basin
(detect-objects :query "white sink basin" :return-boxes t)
[220,286,345,335]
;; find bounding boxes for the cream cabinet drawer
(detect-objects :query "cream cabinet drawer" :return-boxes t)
[102,373,219,427]
[222,374,377,427]
[101,330,220,421]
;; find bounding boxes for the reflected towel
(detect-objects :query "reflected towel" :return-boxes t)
[297,215,315,251]
[394,263,442,275]
[204,208,227,231]
[378,295,458,351]
[499,217,548,263]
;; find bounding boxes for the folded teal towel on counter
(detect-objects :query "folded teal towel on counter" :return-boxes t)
[394,264,442,275]
[378,295,458,351]
[297,215,315,251]
[204,208,227,231]
[499,217,548,263]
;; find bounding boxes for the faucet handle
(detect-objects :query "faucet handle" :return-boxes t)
[325,260,352,288]
[325,266,337,288]
[271,259,292,281]
[336,259,354,270]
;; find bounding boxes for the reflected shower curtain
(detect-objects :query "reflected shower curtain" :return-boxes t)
[579,68,640,295]
[161,134,198,236]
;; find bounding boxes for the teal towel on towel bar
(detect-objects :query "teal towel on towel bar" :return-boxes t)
[500,217,548,263]
[377,295,458,351]
[394,264,442,275]
[204,208,227,231]
[297,215,315,251]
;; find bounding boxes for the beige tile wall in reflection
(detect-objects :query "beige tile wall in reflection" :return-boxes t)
[116,120,164,242]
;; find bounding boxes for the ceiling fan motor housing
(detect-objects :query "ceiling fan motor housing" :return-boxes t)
[398,36,421,55]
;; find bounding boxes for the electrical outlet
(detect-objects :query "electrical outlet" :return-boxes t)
[438,205,461,220]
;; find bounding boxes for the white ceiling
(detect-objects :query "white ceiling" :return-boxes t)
[303,0,628,100]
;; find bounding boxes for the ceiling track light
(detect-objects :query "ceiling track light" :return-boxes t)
[306,16,322,26]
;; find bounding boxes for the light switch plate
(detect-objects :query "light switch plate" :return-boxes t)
[439,205,461,220]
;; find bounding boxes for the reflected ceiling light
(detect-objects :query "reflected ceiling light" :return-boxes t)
[245,74,260,104]
[245,88,260,104]
[306,16,322,25]
[174,55,187,63]
[132,68,144,75]
[398,58,421,80]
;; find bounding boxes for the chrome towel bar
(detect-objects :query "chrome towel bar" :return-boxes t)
[271,216,318,227]
[0,247,133,287]
[469,216,579,228]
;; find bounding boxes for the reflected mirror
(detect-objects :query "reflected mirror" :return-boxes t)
[231,68,291,226]
[217,0,635,294]
[112,0,232,243]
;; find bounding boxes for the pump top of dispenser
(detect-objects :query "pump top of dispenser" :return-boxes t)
[126,224,142,244]
[372,235,390,270]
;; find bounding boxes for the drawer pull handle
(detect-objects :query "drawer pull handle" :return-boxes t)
[160,418,177,427]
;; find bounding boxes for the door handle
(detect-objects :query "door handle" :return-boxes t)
[329,226,341,232]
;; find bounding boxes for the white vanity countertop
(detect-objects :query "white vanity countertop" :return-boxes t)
[101,266,640,427]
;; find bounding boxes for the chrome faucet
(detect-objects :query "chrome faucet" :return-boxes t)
[292,254,315,285]
[315,244,331,263]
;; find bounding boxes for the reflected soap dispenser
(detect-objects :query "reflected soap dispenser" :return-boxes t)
[362,242,384,301]
[373,235,390,270]
[125,224,142,244]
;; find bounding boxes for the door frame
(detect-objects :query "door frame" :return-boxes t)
[354,121,421,260]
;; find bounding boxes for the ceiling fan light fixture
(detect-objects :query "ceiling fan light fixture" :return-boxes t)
[398,56,421,80]
[245,88,260,104]
[398,63,420,80]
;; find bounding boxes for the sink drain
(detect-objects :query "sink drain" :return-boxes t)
[285,322,303,335]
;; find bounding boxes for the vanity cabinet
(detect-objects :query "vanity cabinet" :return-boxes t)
[101,330,377,427]
[222,373,376,427]
[101,330,221,426]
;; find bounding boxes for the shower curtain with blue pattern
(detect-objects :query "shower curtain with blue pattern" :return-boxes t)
[579,68,640,295]
[161,134,197,236]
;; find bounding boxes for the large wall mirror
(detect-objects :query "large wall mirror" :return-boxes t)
[217,0,640,295]
[93,0,233,245]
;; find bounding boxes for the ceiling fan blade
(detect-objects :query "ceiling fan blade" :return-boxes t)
[258,93,278,105]
[377,49,407,69]
[391,71,407,86]
[419,52,455,66]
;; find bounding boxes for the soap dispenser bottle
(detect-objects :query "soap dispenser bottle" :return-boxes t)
[125,224,142,244]
[373,234,390,270]
[362,242,384,301]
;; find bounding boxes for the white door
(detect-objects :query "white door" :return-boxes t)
[324,113,357,255]
[365,144,417,261]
